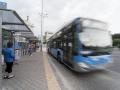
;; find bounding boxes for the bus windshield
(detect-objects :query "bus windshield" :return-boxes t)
[79,28,112,47]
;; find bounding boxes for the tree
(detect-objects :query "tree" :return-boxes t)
[112,34,120,48]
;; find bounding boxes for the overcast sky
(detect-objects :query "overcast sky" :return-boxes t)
[2,0,120,36]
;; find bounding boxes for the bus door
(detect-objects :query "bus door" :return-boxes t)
[63,32,73,67]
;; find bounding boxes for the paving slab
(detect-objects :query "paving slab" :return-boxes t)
[2,52,48,90]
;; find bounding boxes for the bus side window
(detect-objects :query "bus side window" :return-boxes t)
[59,37,63,50]
[51,41,54,48]
[53,41,56,48]
[63,35,67,52]
[67,32,73,53]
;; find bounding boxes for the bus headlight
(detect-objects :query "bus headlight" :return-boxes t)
[79,51,92,55]
[78,62,89,68]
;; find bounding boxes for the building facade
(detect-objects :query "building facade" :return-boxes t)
[0,2,7,9]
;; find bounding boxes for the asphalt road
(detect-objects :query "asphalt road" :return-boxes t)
[46,49,120,90]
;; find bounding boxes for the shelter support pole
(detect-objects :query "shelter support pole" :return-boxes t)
[0,10,3,89]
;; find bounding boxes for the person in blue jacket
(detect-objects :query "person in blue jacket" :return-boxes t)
[2,42,15,79]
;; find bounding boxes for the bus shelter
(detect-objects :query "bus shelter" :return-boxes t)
[20,32,35,39]
[15,32,35,55]
[0,9,32,63]
[0,9,33,87]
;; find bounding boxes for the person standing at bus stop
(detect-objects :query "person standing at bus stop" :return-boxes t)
[28,43,33,56]
[2,42,15,79]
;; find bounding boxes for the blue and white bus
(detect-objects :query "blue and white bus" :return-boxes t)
[47,17,113,72]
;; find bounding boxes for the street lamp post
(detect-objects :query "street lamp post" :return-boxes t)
[40,0,43,51]
[40,0,47,51]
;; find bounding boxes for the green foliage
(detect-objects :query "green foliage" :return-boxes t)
[113,34,120,48]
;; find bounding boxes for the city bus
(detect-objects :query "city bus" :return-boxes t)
[47,17,113,72]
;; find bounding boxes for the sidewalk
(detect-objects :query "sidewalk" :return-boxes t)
[2,52,48,90]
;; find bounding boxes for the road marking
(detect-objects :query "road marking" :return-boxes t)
[43,52,61,90]
[49,58,74,90]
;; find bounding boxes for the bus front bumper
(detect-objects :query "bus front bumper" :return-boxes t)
[73,61,113,72]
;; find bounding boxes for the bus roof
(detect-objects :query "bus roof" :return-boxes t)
[48,17,107,41]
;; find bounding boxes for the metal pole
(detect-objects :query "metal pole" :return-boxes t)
[0,10,3,89]
[0,11,2,62]
[40,0,43,51]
